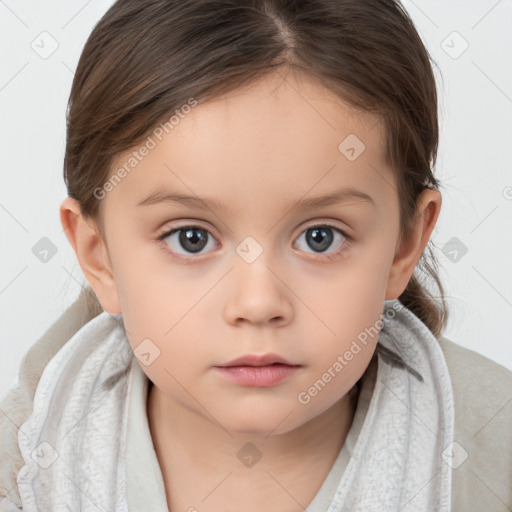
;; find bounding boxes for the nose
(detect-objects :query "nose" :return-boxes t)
[223,255,293,328]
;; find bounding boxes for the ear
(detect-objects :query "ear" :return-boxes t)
[59,196,122,314]
[385,188,442,300]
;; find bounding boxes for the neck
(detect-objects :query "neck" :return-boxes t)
[147,382,359,512]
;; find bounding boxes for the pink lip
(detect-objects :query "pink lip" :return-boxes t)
[219,353,296,367]
[215,353,301,387]
[215,364,301,387]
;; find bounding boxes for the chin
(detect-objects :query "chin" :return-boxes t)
[221,408,301,437]
[229,422,293,437]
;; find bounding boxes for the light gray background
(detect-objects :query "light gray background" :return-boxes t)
[1,0,512,397]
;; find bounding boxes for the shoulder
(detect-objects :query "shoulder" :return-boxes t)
[438,335,512,391]
[437,335,512,511]
[0,288,102,509]
[437,336,512,438]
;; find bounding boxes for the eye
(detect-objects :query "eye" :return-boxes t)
[156,222,351,262]
[156,225,218,258]
[293,224,349,260]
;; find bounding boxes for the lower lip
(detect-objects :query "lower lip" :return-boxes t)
[215,364,301,387]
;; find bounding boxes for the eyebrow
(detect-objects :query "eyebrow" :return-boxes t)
[136,186,375,214]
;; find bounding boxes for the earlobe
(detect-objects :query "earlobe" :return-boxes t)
[59,196,122,314]
[385,189,442,301]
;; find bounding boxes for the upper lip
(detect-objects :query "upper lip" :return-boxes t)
[217,353,299,367]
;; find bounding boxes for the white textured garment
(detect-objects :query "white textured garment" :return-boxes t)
[15,299,455,511]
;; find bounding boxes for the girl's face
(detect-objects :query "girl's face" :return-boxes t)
[77,71,431,435]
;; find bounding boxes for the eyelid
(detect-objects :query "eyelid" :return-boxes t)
[156,218,352,239]
[156,219,219,240]
[297,220,352,240]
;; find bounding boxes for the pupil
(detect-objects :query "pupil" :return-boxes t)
[308,227,332,252]
[180,228,207,253]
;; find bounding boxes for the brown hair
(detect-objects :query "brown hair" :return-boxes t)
[64,0,449,339]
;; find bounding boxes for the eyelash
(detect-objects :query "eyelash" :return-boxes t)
[155,222,353,263]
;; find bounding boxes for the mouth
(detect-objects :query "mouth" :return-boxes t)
[214,356,302,387]
[218,353,299,367]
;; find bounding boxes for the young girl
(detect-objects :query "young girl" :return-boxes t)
[1,1,511,511]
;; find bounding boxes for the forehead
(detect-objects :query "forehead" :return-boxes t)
[106,70,395,216]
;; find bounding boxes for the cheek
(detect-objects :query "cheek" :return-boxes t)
[121,312,203,400]
[303,258,390,380]
[116,276,216,388]
[313,303,381,381]
[109,220,393,397]
[311,252,391,331]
